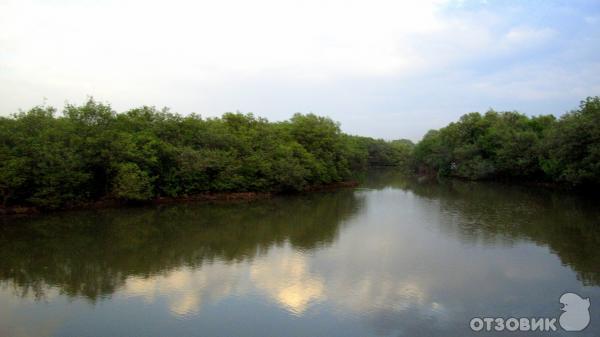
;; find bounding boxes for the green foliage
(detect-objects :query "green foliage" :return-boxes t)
[287,113,347,183]
[541,97,600,186]
[0,106,91,209]
[112,163,154,201]
[1,99,407,209]
[413,96,600,187]
[335,135,414,173]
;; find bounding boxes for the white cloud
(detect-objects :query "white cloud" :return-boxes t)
[503,26,555,46]
[0,0,597,140]
[0,0,447,81]
[0,0,459,115]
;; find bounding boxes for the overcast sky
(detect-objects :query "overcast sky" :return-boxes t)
[1,0,599,140]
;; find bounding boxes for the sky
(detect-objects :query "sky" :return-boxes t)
[1,0,599,140]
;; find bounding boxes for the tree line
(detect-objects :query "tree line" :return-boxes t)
[1,96,597,210]
[0,99,413,209]
[412,96,600,187]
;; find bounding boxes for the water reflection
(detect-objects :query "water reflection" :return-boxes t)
[0,170,599,336]
[251,250,326,315]
[398,173,600,286]
[124,264,248,317]
[0,190,362,302]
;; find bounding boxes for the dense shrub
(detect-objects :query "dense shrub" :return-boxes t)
[413,96,600,187]
[0,99,407,208]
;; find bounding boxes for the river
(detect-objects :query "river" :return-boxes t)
[1,169,598,336]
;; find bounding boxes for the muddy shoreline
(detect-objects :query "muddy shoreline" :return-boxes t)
[0,181,359,216]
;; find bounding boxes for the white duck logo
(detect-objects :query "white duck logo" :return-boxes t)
[559,293,590,331]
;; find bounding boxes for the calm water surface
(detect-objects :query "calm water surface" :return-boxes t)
[1,170,599,336]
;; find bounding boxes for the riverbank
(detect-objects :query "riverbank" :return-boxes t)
[416,172,600,195]
[0,181,359,216]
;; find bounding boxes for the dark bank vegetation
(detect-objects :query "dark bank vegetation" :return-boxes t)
[2,96,597,212]
[0,99,412,210]
[412,96,600,188]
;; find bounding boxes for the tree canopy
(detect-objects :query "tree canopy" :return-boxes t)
[0,100,409,209]
[2,96,597,210]
[412,96,600,188]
